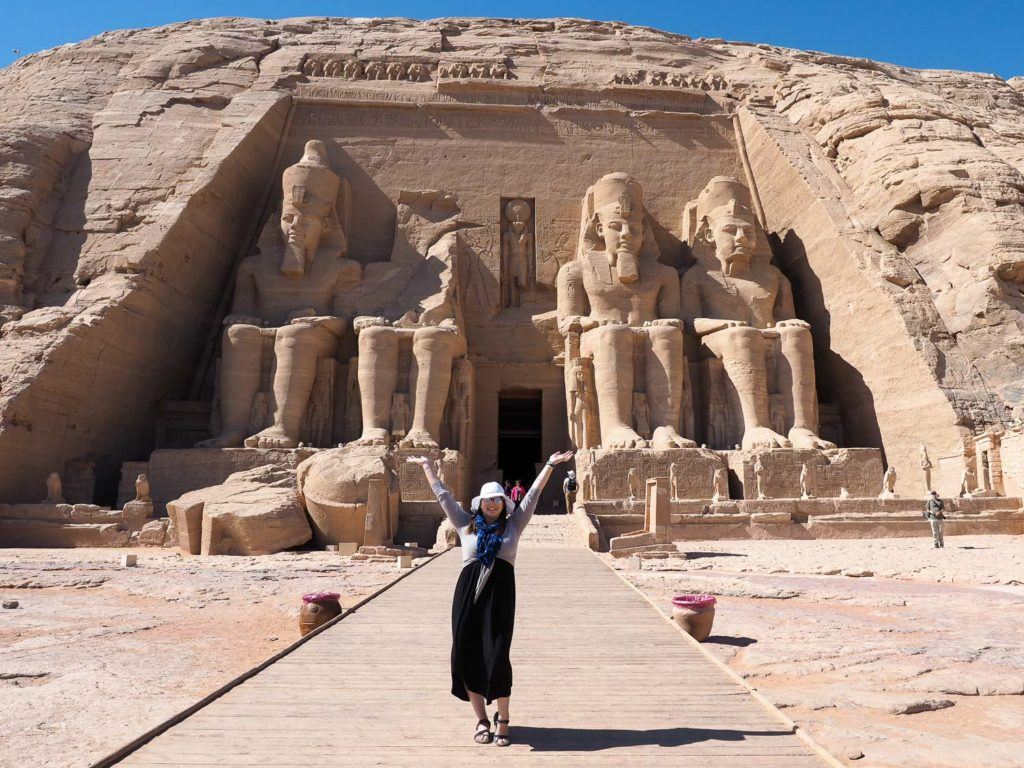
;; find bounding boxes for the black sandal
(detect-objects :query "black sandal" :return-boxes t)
[474,718,493,744]
[493,711,511,747]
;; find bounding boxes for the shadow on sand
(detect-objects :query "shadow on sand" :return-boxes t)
[514,725,792,751]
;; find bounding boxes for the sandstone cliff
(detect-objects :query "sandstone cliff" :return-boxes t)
[0,17,1021,500]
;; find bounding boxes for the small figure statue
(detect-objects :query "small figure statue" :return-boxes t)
[389,393,411,439]
[447,359,471,453]
[627,467,641,501]
[633,392,652,440]
[959,465,977,498]
[879,465,898,498]
[670,463,680,500]
[568,362,590,450]
[502,199,535,308]
[45,472,64,504]
[713,467,728,503]
[799,462,812,499]
[248,392,270,435]
[920,443,933,494]
[754,457,767,500]
[839,486,851,499]
[134,474,151,504]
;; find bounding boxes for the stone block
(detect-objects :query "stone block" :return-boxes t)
[167,465,311,556]
[397,554,412,568]
[138,519,168,546]
[148,448,317,516]
[121,554,137,567]
[297,445,391,547]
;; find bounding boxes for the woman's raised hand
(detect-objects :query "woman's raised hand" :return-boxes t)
[547,450,574,465]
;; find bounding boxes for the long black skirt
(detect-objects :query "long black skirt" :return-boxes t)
[451,558,516,703]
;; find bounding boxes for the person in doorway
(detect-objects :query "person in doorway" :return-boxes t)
[924,490,945,548]
[510,480,526,507]
[409,450,574,747]
[503,480,513,496]
[562,470,578,514]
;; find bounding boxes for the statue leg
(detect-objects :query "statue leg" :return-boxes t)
[402,327,467,449]
[776,325,835,449]
[581,324,644,448]
[246,323,338,448]
[643,325,695,449]
[197,324,263,448]
[702,326,790,450]
[355,326,398,446]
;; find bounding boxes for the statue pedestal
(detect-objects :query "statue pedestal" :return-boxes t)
[727,448,883,500]
[576,447,725,502]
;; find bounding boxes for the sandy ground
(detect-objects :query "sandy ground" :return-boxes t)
[609,534,1024,768]
[0,547,418,768]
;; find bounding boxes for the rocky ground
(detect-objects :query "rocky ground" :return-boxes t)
[610,534,1024,768]
[0,547,422,768]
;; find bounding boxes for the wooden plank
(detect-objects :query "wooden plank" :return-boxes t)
[116,546,824,767]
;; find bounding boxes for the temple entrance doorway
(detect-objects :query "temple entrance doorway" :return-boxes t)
[497,389,543,489]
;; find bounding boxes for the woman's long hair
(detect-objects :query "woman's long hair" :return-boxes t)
[466,498,508,534]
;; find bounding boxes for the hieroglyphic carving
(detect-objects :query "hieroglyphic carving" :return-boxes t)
[577,448,722,501]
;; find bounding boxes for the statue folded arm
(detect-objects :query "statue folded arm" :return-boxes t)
[771,270,810,329]
[680,271,747,336]
[650,264,683,327]
[223,261,265,327]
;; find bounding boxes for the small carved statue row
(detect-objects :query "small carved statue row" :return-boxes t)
[303,58,432,82]
[610,70,728,90]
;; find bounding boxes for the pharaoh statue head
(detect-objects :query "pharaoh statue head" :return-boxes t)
[684,176,760,277]
[577,172,651,283]
[278,140,348,276]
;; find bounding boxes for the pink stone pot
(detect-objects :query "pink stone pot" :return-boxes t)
[671,594,717,642]
[299,591,342,637]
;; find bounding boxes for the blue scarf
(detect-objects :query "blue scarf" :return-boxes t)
[474,512,504,567]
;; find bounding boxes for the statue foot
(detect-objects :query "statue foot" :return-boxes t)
[651,426,697,450]
[195,431,246,448]
[741,427,792,450]
[788,427,836,450]
[244,425,300,449]
[398,429,438,450]
[353,428,390,446]
[606,426,647,449]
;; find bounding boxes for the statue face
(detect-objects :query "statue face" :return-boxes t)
[595,207,643,283]
[280,205,326,272]
[707,208,756,277]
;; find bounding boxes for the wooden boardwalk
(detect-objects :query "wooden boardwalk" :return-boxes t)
[116,544,825,767]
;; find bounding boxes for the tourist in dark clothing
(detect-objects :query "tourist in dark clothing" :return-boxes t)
[409,450,573,747]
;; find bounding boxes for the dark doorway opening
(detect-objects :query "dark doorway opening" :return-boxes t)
[498,389,543,489]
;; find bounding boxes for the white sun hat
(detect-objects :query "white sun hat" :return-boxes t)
[471,481,516,513]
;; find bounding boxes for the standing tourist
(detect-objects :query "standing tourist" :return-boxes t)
[510,480,526,507]
[409,450,574,746]
[924,490,946,548]
[562,470,578,513]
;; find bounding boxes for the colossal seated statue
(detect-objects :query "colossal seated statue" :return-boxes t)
[681,176,834,450]
[198,140,361,449]
[352,191,468,450]
[556,172,694,450]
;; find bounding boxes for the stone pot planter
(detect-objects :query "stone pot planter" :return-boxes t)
[671,594,716,642]
[299,591,342,637]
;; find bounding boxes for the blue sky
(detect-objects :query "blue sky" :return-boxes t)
[1,1,1021,78]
